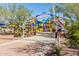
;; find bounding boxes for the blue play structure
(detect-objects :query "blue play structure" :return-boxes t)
[36,12,53,23]
[32,12,66,32]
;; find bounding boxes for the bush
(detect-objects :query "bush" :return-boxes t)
[14,27,22,37]
[45,45,62,56]
[53,46,62,56]
[65,22,79,49]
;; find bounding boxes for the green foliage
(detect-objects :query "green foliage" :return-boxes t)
[0,4,33,36]
[8,22,22,36]
[66,22,79,48]
[50,3,79,49]
[14,27,22,37]
[53,46,62,56]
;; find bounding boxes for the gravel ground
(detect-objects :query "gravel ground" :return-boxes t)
[0,33,78,56]
[0,34,55,56]
[0,39,55,56]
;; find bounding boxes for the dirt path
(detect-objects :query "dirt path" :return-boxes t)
[0,34,55,56]
[0,40,37,56]
[0,35,16,44]
[0,33,78,56]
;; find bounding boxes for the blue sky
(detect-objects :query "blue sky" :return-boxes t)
[0,3,53,16]
[24,3,53,16]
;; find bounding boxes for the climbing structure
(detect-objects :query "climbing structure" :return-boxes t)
[31,13,65,33]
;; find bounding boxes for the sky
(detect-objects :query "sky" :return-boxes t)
[25,3,53,16]
[0,3,53,16]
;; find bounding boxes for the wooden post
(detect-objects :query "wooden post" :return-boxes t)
[55,32,60,46]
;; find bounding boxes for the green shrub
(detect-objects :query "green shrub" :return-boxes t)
[53,46,62,56]
[65,22,79,49]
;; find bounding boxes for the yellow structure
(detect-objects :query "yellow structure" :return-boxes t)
[31,17,56,32]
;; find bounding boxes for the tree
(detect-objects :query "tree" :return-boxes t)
[0,4,33,36]
[62,4,79,48]
[49,3,79,48]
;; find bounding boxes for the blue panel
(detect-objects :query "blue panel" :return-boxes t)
[0,23,5,26]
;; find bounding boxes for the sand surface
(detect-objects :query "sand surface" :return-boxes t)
[0,33,55,56]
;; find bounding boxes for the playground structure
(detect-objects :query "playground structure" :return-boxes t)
[31,13,53,32]
[21,12,66,37]
[0,13,66,37]
[30,13,65,33]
